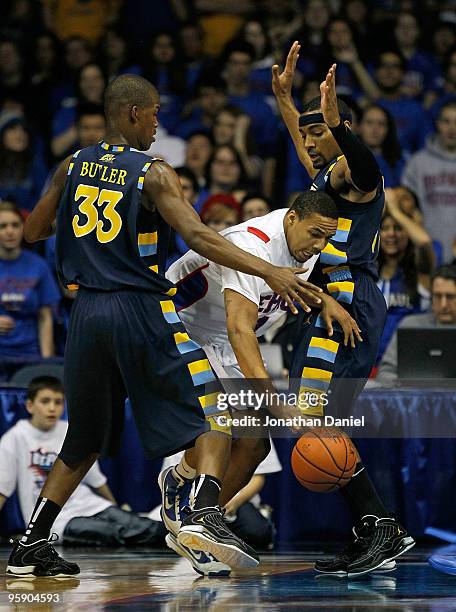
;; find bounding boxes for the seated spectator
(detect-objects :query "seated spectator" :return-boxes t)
[431,22,456,68]
[212,105,262,184]
[393,12,441,99]
[318,17,380,102]
[426,48,456,119]
[377,265,456,385]
[184,131,214,189]
[239,19,276,94]
[204,144,249,203]
[374,50,431,154]
[0,112,48,211]
[179,22,210,94]
[0,202,60,361]
[98,27,142,81]
[200,193,240,232]
[401,100,456,263]
[175,74,227,140]
[151,442,282,549]
[0,39,29,108]
[51,63,106,159]
[240,192,272,222]
[143,31,185,133]
[358,104,404,187]
[376,188,434,362]
[0,376,164,545]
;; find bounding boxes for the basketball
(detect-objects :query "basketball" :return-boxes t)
[291,428,357,492]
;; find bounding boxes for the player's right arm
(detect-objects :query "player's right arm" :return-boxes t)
[24,156,72,243]
[144,162,322,314]
[272,41,317,179]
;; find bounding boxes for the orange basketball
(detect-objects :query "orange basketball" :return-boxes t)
[291,427,357,492]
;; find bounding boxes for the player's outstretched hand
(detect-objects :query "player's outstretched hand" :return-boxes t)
[320,63,341,128]
[264,267,322,314]
[272,40,300,99]
[320,294,362,348]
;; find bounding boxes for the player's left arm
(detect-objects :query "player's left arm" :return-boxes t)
[321,64,382,203]
[24,156,72,243]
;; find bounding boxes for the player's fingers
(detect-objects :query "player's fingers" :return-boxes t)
[354,327,363,343]
[298,289,321,305]
[289,288,311,313]
[323,313,333,337]
[283,293,299,315]
[295,279,323,293]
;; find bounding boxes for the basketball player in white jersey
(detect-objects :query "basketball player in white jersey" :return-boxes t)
[160,191,362,576]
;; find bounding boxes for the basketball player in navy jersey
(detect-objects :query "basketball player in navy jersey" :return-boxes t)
[271,43,415,576]
[6,74,321,577]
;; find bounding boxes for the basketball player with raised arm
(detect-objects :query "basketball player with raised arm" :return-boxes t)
[270,43,415,577]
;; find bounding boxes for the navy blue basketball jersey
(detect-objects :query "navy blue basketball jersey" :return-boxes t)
[56,142,176,295]
[310,155,384,305]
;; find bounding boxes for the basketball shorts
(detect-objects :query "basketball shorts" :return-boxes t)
[289,272,387,417]
[59,288,230,464]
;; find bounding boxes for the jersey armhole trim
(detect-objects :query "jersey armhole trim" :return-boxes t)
[247,227,270,243]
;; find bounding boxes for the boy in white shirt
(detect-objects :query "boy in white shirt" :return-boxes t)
[0,377,163,552]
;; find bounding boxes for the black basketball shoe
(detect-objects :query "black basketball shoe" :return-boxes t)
[315,516,400,576]
[6,536,80,577]
[347,516,415,578]
[177,506,259,569]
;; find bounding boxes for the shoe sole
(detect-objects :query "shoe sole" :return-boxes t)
[178,528,259,569]
[158,467,180,537]
[347,537,416,578]
[6,566,78,577]
[314,560,396,577]
[166,533,231,577]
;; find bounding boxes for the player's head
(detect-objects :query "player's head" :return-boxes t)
[76,103,106,147]
[0,200,23,254]
[26,376,65,431]
[431,265,456,324]
[284,192,338,262]
[299,96,353,169]
[104,74,159,151]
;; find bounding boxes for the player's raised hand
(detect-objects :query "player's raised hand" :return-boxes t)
[272,40,300,99]
[320,294,362,348]
[263,267,322,315]
[320,63,341,128]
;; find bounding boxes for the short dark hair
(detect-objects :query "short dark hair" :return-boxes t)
[240,191,272,210]
[104,74,158,118]
[301,96,353,121]
[27,377,64,402]
[432,265,456,288]
[222,39,256,64]
[187,130,214,145]
[374,50,407,71]
[289,191,338,220]
[175,166,199,194]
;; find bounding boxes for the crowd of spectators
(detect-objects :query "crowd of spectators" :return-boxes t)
[0,0,456,377]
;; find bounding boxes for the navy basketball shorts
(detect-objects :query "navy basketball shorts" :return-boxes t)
[289,272,387,418]
[59,288,230,464]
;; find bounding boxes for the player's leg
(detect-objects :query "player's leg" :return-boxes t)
[290,280,414,575]
[118,292,258,569]
[7,291,127,576]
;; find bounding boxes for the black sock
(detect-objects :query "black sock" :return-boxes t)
[340,462,390,522]
[193,474,221,510]
[21,497,62,544]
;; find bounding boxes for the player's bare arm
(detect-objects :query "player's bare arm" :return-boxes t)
[320,64,381,203]
[144,161,323,314]
[24,156,72,242]
[272,41,317,179]
[225,289,305,431]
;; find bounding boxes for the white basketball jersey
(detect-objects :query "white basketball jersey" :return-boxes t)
[166,209,318,366]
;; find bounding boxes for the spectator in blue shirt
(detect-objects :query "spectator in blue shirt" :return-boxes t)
[239,19,276,94]
[175,74,227,140]
[0,113,48,212]
[358,104,404,187]
[374,50,432,154]
[393,12,441,100]
[426,48,456,121]
[97,27,142,81]
[0,201,60,361]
